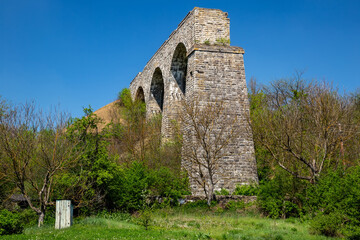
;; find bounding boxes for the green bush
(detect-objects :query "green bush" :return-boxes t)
[148,167,190,205]
[0,209,23,235]
[136,207,153,230]
[309,212,345,237]
[305,167,360,237]
[225,200,246,211]
[183,200,217,209]
[18,208,38,227]
[233,184,259,196]
[107,162,189,212]
[257,170,305,218]
[108,162,149,212]
[215,188,230,196]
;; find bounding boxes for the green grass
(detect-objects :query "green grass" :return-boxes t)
[0,207,340,240]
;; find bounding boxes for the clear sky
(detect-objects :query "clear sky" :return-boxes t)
[1,0,360,118]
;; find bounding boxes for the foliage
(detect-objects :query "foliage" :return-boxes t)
[215,38,230,45]
[0,209,23,235]
[108,162,149,212]
[249,75,360,237]
[118,88,146,124]
[309,212,345,237]
[233,184,259,196]
[257,170,306,219]
[0,101,83,226]
[107,162,189,212]
[215,188,230,196]
[99,88,187,212]
[0,179,14,208]
[224,200,246,211]
[306,167,360,237]
[53,107,117,214]
[51,90,186,215]
[136,207,153,230]
[148,167,190,204]
[107,88,149,162]
[182,200,217,209]
[203,39,210,45]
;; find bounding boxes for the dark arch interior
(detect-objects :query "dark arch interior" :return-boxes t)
[135,87,145,103]
[150,68,164,110]
[171,43,188,94]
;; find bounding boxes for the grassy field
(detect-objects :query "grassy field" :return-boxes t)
[0,207,339,240]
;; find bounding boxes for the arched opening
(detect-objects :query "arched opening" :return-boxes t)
[171,43,188,94]
[135,86,145,103]
[150,68,164,111]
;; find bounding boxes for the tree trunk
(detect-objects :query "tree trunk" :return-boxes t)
[38,211,45,227]
[206,184,214,207]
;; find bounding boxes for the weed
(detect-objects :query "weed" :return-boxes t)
[137,208,152,230]
[215,38,230,45]
[215,188,230,195]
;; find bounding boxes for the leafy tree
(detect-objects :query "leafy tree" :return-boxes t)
[0,101,83,226]
[54,107,117,213]
[306,167,360,237]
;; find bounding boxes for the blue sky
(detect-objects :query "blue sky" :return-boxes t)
[1,0,360,118]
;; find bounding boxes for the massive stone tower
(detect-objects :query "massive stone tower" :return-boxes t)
[129,7,258,195]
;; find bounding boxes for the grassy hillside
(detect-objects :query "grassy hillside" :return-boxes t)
[0,207,338,240]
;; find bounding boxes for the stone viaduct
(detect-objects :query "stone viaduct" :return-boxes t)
[129,7,258,195]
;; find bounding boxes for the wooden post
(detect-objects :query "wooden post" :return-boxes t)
[55,200,73,229]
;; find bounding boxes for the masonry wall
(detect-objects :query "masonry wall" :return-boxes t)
[187,44,258,195]
[129,7,258,196]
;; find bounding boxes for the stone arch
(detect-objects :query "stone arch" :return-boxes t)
[135,86,145,103]
[150,67,165,111]
[171,43,188,94]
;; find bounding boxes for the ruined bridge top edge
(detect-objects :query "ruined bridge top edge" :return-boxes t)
[130,7,238,87]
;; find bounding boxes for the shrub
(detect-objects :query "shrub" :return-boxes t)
[0,209,23,235]
[215,188,230,196]
[108,162,149,212]
[233,184,259,196]
[215,38,230,45]
[148,167,190,205]
[204,39,210,45]
[137,207,153,230]
[309,212,345,237]
[108,162,189,212]
[183,200,217,209]
[257,170,305,218]
[225,200,246,211]
[18,208,38,227]
[305,166,360,237]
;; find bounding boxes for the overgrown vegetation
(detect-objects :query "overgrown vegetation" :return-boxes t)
[249,74,360,238]
[0,91,188,235]
[0,73,359,238]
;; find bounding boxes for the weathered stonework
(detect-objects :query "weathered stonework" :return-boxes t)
[129,7,258,196]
